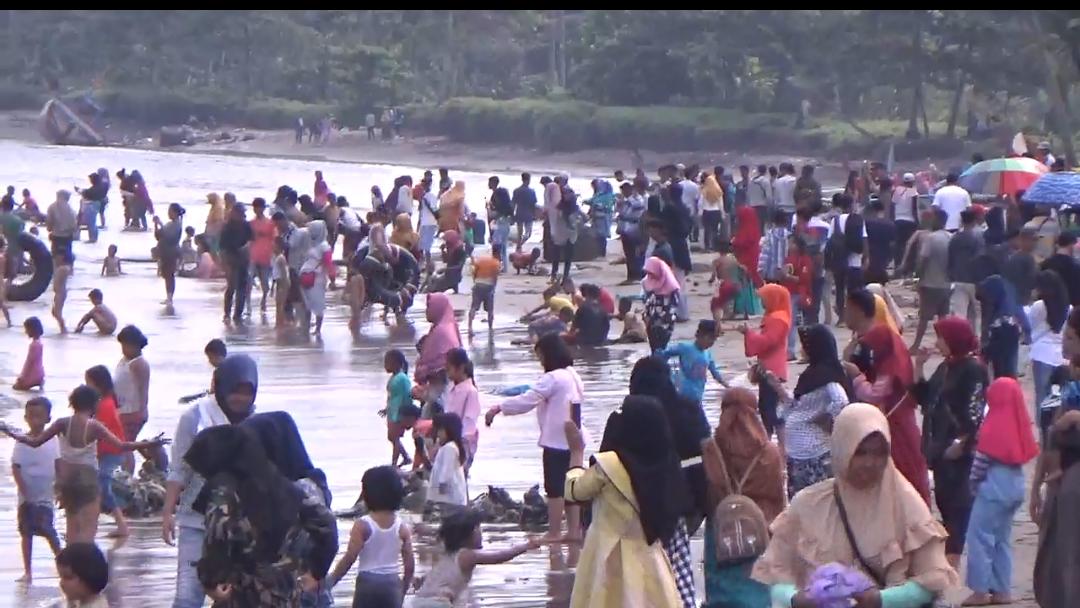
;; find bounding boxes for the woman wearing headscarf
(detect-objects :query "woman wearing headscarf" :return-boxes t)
[867,283,904,334]
[162,354,259,608]
[963,378,1038,606]
[438,180,466,234]
[415,293,462,383]
[912,316,989,566]
[389,213,419,258]
[628,356,711,608]
[204,193,226,255]
[741,284,791,436]
[846,325,932,505]
[1033,412,1080,608]
[641,256,681,351]
[488,334,584,542]
[185,417,336,607]
[752,404,958,607]
[760,324,851,497]
[977,274,1023,379]
[564,395,683,608]
[700,387,784,608]
[300,220,333,337]
[1027,270,1070,420]
[732,206,762,288]
[586,180,616,254]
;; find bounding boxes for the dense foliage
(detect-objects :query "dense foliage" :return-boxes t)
[0,10,1077,158]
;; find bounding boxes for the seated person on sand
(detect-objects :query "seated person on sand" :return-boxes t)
[349,245,417,324]
[74,288,117,335]
[519,282,576,324]
[101,244,122,277]
[613,296,647,344]
[181,235,223,279]
[512,306,574,346]
[710,253,759,326]
[563,289,610,346]
[422,230,468,294]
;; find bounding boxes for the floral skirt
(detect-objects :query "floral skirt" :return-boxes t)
[786,454,832,499]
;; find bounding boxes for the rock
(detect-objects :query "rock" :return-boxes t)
[519,485,547,529]
[110,461,167,517]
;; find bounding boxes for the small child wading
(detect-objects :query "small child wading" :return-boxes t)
[381,350,415,467]
[12,397,60,581]
[328,466,415,608]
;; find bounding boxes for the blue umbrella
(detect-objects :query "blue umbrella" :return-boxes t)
[1022,172,1080,207]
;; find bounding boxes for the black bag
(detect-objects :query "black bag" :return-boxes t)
[823,216,846,271]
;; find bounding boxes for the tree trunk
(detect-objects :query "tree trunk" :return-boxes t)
[905,21,922,139]
[919,86,930,138]
[1032,13,1077,166]
[945,71,965,138]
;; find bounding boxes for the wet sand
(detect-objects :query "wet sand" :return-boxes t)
[0,139,1040,607]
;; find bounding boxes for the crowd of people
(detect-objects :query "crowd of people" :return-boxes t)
[0,142,1078,608]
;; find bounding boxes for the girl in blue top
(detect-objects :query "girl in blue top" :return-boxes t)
[381,350,413,467]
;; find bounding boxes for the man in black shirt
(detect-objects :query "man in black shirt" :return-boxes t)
[863,200,896,285]
[218,204,253,323]
[1041,233,1080,306]
[568,285,610,346]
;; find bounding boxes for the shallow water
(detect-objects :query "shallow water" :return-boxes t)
[0,141,714,607]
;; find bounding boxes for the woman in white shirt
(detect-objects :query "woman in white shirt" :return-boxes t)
[485,333,584,540]
[893,173,920,267]
[1027,270,1071,412]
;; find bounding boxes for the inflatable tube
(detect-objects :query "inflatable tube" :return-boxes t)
[7,233,54,302]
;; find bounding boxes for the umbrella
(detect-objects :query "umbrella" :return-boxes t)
[1021,172,1080,207]
[959,157,1048,196]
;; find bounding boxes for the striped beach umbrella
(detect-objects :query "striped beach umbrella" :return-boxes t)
[959,157,1048,197]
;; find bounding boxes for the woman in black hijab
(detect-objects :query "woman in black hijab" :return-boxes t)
[623,362,701,608]
[759,323,852,497]
[186,413,336,607]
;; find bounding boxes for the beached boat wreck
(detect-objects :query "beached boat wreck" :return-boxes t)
[38,98,104,145]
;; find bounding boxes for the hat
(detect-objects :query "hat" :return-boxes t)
[902,172,916,183]
[1038,141,1051,151]
[675,163,686,171]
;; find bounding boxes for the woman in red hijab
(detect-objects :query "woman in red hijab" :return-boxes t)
[964,377,1038,606]
[731,206,762,287]
[845,324,931,504]
[912,316,990,566]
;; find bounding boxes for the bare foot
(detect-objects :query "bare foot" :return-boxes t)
[560,532,583,543]
[16,573,30,583]
[541,532,563,542]
[962,592,993,606]
[106,527,130,539]
[989,594,1013,605]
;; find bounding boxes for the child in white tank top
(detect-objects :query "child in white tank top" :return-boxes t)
[327,466,414,608]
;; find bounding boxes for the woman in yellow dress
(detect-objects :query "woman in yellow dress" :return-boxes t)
[564,395,682,608]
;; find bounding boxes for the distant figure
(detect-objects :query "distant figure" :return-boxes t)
[13,317,45,391]
[295,117,304,144]
[101,244,122,277]
[366,112,377,140]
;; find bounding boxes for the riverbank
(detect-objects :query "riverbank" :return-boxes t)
[0,108,938,187]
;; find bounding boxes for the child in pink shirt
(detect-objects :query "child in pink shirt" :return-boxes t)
[13,317,44,391]
[445,348,480,467]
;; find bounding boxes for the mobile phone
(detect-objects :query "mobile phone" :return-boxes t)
[570,402,582,427]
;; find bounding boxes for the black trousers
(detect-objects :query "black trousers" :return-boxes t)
[702,210,723,252]
[549,241,574,282]
[222,253,249,320]
[621,234,643,281]
[758,379,780,437]
[933,454,974,555]
[833,265,865,319]
[894,219,918,270]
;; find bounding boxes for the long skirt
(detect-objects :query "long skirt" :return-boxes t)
[661,518,696,608]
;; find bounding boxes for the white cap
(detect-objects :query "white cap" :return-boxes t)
[902,172,916,183]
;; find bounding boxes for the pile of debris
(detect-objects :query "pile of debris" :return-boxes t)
[110,462,167,518]
[336,471,548,529]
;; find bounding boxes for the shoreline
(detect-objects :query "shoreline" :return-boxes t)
[1,109,893,185]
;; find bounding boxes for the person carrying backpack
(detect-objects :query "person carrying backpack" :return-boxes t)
[700,386,784,607]
[825,194,867,323]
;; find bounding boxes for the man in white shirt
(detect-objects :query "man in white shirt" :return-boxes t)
[417,179,439,261]
[931,172,971,232]
[773,163,798,214]
[680,167,701,243]
[748,164,773,228]
[892,172,920,267]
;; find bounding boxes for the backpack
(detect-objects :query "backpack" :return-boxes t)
[823,215,846,271]
[707,440,770,565]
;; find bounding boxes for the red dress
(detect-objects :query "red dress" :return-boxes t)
[852,326,932,505]
[732,207,762,287]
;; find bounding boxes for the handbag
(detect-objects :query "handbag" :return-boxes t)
[835,491,934,607]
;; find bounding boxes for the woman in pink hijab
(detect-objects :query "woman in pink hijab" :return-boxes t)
[313,170,329,206]
[642,256,681,350]
[415,293,462,382]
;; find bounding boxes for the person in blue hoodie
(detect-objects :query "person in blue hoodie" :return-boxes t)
[657,320,729,403]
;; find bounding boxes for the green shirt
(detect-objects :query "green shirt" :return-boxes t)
[386,371,412,422]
